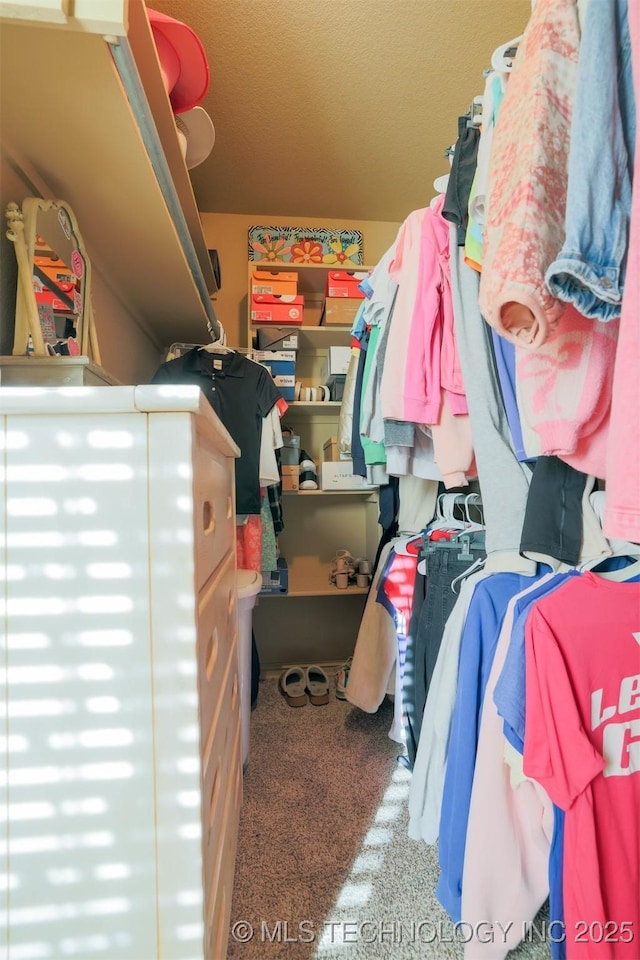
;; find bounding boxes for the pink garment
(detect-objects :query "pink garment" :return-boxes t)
[524,574,640,959]
[515,305,618,477]
[561,405,611,480]
[380,208,427,421]
[462,577,555,960]
[604,0,640,542]
[429,395,476,489]
[479,0,580,349]
[404,194,467,424]
[346,540,397,714]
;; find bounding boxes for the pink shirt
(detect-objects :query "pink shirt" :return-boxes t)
[604,0,640,542]
[524,574,640,959]
[380,208,427,421]
[404,194,467,424]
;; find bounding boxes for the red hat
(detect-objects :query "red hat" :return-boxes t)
[147,7,210,114]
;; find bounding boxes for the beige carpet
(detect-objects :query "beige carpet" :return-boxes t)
[227,678,551,960]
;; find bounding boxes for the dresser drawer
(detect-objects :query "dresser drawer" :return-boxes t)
[204,723,242,960]
[193,441,235,592]
[201,644,240,874]
[197,554,238,736]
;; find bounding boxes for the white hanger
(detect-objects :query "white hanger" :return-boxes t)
[463,493,484,532]
[451,556,486,594]
[439,493,468,531]
[491,35,522,73]
[200,319,234,354]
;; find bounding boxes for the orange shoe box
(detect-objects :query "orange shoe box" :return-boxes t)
[251,294,304,325]
[251,270,299,297]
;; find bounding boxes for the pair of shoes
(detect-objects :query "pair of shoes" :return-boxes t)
[279,665,330,706]
[329,550,356,585]
[298,450,318,490]
[335,657,353,700]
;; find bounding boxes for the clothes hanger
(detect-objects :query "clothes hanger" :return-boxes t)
[451,555,486,594]
[491,35,522,73]
[199,319,234,354]
[463,493,485,532]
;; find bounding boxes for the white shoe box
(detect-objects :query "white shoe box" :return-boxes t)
[319,461,377,490]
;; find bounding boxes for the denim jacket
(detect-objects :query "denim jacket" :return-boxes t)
[545,0,635,322]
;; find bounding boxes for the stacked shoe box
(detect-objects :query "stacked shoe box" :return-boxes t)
[252,349,296,401]
[281,432,300,491]
[250,269,304,327]
[320,270,367,326]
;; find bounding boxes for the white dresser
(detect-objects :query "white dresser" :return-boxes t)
[1,385,241,960]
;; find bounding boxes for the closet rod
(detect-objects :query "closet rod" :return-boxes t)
[108,37,221,342]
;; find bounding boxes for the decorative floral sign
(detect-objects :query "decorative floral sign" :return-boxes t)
[248,226,364,266]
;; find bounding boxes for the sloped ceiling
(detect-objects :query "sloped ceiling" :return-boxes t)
[149,0,531,223]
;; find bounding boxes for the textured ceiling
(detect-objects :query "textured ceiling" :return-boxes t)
[148,0,531,222]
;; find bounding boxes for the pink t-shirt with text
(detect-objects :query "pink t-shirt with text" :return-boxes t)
[523,574,640,959]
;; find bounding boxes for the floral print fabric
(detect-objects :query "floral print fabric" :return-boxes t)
[479,0,580,349]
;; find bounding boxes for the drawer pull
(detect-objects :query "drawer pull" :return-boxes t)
[231,673,238,711]
[202,500,216,535]
[226,496,233,519]
[227,589,235,621]
[208,764,220,830]
[206,627,219,681]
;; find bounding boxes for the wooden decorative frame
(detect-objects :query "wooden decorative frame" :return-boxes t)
[5,198,100,363]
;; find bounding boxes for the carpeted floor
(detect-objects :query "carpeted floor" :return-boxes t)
[227,677,551,960]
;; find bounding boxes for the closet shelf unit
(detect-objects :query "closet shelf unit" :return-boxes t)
[248,260,380,669]
[0,1,220,351]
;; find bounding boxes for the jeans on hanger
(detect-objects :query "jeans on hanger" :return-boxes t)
[442,116,480,246]
[403,545,484,769]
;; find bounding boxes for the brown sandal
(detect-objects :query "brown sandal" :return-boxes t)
[279,666,308,707]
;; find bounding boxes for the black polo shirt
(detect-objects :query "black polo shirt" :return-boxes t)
[150,348,281,514]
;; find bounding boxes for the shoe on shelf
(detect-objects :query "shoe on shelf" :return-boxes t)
[298,450,318,490]
[335,657,353,700]
[305,664,330,705]
[329,550,356,584]
[279,666,308,707]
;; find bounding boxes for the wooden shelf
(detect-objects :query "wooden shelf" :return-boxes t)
[259,557,371,599]
[282,488,377,497]
[0,355,120,386]
[287,401,341,411]
[262,581,369,599]
[1,9,217,349]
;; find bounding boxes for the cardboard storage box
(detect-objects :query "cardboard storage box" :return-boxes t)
[321,297,361,327]
[319,461,376,490]
[260,558,289,594]
[256,326,299,351]
[282,465,299,491]
[251,270,298,297]
[322,437,351,462]
[323,345,352,378]
[323,437,340,462]
[251,294,304,325]
[325,270,367,298]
